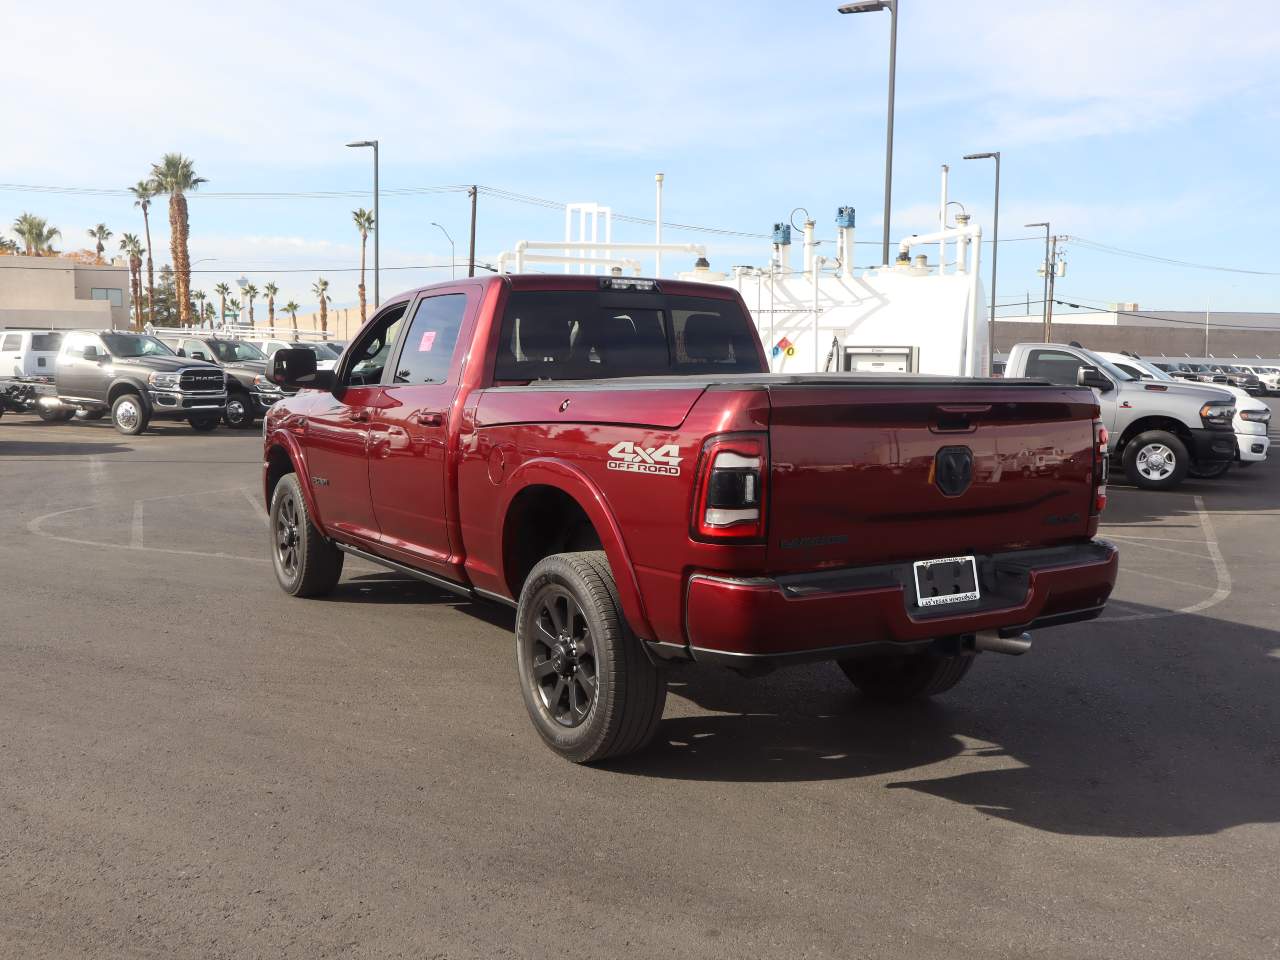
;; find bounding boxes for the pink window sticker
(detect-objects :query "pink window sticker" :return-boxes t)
[418,330,437,352]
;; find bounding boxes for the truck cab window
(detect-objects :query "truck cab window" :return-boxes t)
[1025,349,1086,386]
[345,304,408,386]
[393,294,467,384]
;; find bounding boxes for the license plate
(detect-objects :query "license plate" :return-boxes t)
[913,555,980,607]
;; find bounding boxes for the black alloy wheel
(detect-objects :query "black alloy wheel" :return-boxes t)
[530,586,599,728]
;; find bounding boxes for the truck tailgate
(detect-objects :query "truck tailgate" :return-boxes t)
[765,383,1098,573]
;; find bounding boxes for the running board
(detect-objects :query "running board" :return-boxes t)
[335,543,474,600]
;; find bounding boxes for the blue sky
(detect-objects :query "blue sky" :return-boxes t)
[5,0,1280,316]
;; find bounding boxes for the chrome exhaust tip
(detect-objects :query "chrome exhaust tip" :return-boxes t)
[973,630,1032,656]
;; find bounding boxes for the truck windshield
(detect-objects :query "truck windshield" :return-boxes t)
[101,334,174,358]
[494,290,763,381]
[209,340,266,363]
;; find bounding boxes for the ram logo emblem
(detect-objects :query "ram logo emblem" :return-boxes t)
[934,446,974,497]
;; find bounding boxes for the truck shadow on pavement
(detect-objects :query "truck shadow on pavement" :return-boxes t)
[611,604,1280,839]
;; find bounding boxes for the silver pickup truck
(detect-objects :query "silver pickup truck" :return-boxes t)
[1005,342,1237,490]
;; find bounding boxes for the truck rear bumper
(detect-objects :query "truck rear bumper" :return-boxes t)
[684,540,1118,667]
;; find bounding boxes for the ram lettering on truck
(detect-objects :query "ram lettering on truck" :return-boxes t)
[263,275,1118,763]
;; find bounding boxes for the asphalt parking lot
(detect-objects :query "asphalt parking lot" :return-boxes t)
[2,411,1277,960]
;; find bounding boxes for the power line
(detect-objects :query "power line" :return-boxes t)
[1068,235,1280,277]
[1053,296,1280,332]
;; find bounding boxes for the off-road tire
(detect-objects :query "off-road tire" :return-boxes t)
[110,393,149,436]
[1122,430,1189,490]
[269,473,343,597]
[838,651,975,702]
[516,551,666,763]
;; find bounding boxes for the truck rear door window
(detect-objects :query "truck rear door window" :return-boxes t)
[494,291,761,381]
[393,294,467,384]
[31,334,61,352]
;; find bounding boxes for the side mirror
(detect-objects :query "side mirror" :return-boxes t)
[81,345,99,359]
[191,351,207,361]
[175,348,187,357]
[269,347,336,391]
[1076,365,1113,392]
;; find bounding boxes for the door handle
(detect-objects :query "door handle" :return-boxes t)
[414,411,444,426]
[346,409,370,422]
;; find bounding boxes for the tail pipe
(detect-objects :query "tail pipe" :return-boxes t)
[972,630,1032,656]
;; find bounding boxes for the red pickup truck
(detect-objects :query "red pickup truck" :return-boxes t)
[263,274,1118,762]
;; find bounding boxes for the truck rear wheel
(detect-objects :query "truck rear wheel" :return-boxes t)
[270,473,344,597]
[516,551,666,763]
[37,406,74,422]
[837,651,974,702]
[111,393,149,435]
[1122,430,1189,490]
[1188,459,1231,479]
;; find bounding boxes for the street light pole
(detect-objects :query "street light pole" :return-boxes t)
[346,139,380,307]
[964,151,1000,372]
[431,222,456,280]
[838,0,897,266]
[1026,221,1051,341]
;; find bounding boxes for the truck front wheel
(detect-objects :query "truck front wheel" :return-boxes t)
[270,473,344,597]
[837,651,974,702]
[1122,430,1189,490]
[516,551,666,763]
[111,393,149,435]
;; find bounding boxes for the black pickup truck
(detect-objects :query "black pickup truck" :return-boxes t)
[156,334,289,429]
[0,330,227,434]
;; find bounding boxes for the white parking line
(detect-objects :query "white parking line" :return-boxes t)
[1099,494,1232,623]
[241,486,269,526]
[131,501,144,549]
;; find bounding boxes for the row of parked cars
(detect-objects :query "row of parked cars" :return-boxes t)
[0,327,345,434]
[1151,359,1280,395]
[998,342,1272,490]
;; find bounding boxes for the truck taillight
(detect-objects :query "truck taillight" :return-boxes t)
[692,433,767,541]
[1092,422,1109,515]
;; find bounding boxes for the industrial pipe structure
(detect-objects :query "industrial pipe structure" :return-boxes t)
[897,223,983,375]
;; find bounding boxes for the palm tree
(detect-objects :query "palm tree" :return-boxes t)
[214,282,231,325]
[312,277,330,338]
[130,181,158,326]
[263,282,279,327]
[243,283,259,328]
[352,208,374,325]
[87,223,112,262]
[283,300,300,336]
[0,237,17,255]
[150,154,207,325]
[228,297,242,322]
[192,289,207,327]
[202,301,216,324]
[12,213,58,256]
[119,233,144,329]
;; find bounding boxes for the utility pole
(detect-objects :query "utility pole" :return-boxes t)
[1045,234,1058,342]
[467,186,478,278]
[1026,221,1051,341]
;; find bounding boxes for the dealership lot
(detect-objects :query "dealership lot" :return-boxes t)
[1,413,1277,959]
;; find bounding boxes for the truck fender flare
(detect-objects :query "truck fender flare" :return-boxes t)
[263,429,326,534]
[501,457,654,640]
[108,377,151,411]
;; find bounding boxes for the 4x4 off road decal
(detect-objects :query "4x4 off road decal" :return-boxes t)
[607,441,682,476]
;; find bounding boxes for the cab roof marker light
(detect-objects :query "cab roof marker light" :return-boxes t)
[599,277,658,292]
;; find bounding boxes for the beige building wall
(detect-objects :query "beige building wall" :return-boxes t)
[0,255,130,330]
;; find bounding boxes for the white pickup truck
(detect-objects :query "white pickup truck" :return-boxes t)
[1005,342,1238,490]
[1099,351,1270,476]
